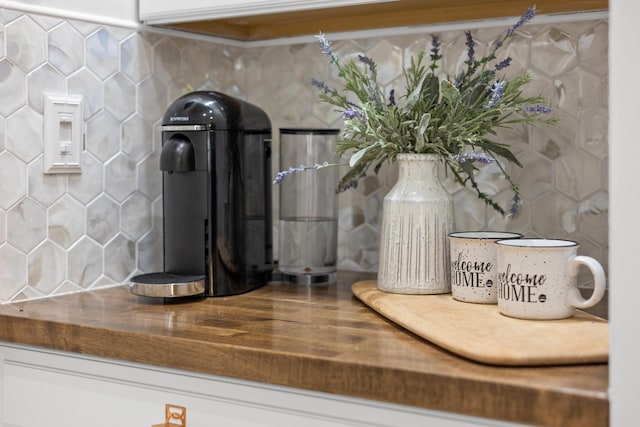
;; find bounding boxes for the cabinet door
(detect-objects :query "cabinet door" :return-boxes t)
[139,0,387,25]
[2,349,347,427]
[0,343,522,427]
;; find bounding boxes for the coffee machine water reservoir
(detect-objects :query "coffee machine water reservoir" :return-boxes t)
[129,91,273,298]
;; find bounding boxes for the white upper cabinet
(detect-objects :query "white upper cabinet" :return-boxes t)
[5,0,137,25]
[139,0,390,25]
[138,0,607,42]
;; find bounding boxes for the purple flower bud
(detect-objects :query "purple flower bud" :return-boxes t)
[311,78,326,91]
[464,31,475,65]
[343,109,364,120]
[272,165,307,184]
[430,35,441,61]
[358,54,377,75]
[524,105,552,114]
[506,6,536,38]
[388,89,396,107]
[457,151,495,164]
[273,163,334,185]
[315,32,339,64]
[495,57,512,70]
[509,194,522,217]
[485,81,506,108]
[340,180,359,191]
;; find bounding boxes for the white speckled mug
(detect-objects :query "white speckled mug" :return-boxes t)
[495,239,606,320]
[448,231,522,304]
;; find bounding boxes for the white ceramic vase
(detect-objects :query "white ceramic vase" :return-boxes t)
[377,153,453,294]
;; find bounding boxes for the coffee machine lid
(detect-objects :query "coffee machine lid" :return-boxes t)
[162,91,270,131]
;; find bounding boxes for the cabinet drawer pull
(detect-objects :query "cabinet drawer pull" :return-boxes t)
[151,404,186,427]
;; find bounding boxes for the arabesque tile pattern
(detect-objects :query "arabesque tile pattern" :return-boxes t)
[0,9,608,302]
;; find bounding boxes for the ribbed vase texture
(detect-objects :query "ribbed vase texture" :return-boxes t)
[377,154,453,294]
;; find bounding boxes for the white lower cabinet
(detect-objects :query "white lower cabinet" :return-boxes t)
[0,343,524,427]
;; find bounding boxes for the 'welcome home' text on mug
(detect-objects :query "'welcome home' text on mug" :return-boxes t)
[497,263,547,303]
[450,252,493,288]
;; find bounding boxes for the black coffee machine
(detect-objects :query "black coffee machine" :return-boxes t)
[130,91,273,298]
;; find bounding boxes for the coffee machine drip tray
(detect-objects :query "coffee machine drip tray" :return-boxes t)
[129,273,206,298]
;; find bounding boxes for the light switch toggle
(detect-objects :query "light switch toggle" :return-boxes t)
[44,94,83,174]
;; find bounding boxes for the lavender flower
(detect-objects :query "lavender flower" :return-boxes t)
[388,89,396,107]
[524,105,552,114]
[315,32,339,64]
[430,35,441,58]
[364,82,378,106]
[303,10,552,217]
[506,6,536,38]
[456,151,495,164]
[493,7,536,52]
[311,77,358,110]
[429,35,442,68]
[272,165,307,184]
[343,109,364,120]
[464,31,475,66]
[495,57,512,70]
[485,80,506,108]
[358,55,377,75]
[339,180,359,191]
[273,163,331,184]
[311,78,334,95]
[509,194,522,217]
[356,55,383,106]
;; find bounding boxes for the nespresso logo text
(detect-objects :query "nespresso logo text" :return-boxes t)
[170,116,189,121]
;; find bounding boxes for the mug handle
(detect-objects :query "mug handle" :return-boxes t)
[567,255,606,309]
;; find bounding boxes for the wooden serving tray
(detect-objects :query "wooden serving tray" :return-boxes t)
[352,280,608,366]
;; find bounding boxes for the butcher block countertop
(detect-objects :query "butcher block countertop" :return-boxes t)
[0,271,608,427]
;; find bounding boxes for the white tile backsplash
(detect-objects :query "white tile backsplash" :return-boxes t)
[0,8,609,302]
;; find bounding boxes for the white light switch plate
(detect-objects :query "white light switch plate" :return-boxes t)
[43,93,83,174]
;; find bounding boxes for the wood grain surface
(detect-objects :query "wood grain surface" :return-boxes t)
[165,0,608,41]
[352,280,609,366]
[0,272,608,427]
